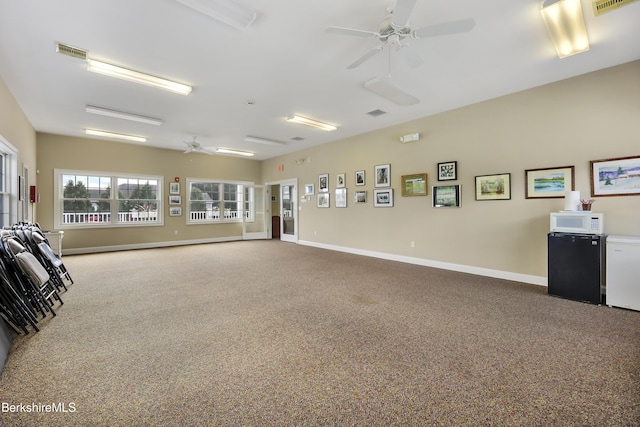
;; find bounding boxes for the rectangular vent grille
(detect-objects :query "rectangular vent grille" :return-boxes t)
[367,109,387,117]
[291,137,305,141]
[56,42,88,60]
[593,0,637,16]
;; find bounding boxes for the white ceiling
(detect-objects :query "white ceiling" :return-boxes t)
[1,0,639,160]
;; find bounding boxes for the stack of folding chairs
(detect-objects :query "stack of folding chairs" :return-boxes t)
[0,223,73,335]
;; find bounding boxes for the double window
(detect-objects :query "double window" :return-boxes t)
[55,169,162,228]
[187,179,250,224]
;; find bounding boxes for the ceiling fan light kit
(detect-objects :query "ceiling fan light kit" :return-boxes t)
[286,115,337,132]
[85,105,163,126]
[85,129,147,143]
[540,0,590,58]
[175,0,256,31]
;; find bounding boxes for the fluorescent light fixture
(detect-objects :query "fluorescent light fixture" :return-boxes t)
[86,105,163,126]
[286,115,337,132]
[85,129,147,143]
[243,136,286,146]
[87,59,192,95]
[175,0,256,31]
[540,0,590,58]
[364,77,420,106]
[216,148,255,157]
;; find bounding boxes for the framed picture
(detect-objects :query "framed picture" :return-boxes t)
[401,173,428,197]
[374,189,394,207]
[525,166,574,199]
[317,192,330,208]
[335,188,347,207]
[437,161,457,181]
[354,190,367,203]
[169,206,182,216]
[336,173,346,188]
[433,185,461,208]
[318,173,329,193]
[590,155,640,197]
[169,182,180,194]
[305,184,314,196]
[374,164,391,187]
[355,170,365,186]
[475,173,511,200]
[169,195,182,205]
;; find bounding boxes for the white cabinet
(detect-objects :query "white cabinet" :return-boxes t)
[606,235,640,311]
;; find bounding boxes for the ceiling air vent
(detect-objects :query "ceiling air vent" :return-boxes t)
[291,137,305,141]
[593,0,637,16]
[56,42,88,60]
[367,109,387,117]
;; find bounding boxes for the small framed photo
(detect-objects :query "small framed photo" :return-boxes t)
[433,185,461,208]
[354,190,367,203]
[318,173,329,193]
[169,195,182,205]
[475,173,511,201]
[401,173,427,197]
[374,189,394,207]
[590,155,640,197]
[169,182,180,195]
[374,164,391,187]
[305,184,315,196]
[438,161,457,181]
[355,170,365,186]
[169,206,182,216]
[336,173,346,188]
[335,188,347,207]
[317,192,330,208]
[525,166,574,199]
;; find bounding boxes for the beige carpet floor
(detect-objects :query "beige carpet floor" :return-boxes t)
[0,240,638,426]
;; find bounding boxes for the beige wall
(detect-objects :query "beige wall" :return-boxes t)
[262,61,640,282]
[0,76,37,223]
[36,133,262,251]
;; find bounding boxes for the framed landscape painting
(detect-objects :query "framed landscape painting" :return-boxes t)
[525,166,574,199]
[475,173,511,201]
[590,155,640,197]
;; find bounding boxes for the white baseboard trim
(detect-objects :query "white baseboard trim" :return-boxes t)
[298,240,547,287]
[63,236,243,255]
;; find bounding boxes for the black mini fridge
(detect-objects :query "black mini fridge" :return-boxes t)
[548,232,604,304]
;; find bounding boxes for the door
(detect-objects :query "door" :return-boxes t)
[280,182,297,242]
[242,185,268,240]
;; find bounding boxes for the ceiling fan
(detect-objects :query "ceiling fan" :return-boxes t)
[183,137,213,155]
[326,0,475,70]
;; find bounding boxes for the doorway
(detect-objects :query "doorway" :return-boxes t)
[268,179,297,242]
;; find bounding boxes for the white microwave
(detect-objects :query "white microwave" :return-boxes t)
[550,212,604,235]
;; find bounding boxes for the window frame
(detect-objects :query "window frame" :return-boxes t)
[186,178,252,225]
[54,169,164,229]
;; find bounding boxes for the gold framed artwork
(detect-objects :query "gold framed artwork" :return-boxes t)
[401,173,427,197]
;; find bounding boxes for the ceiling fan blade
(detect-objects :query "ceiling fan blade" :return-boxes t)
[412,18,476,39]
[398,44,424,68]
[326,26,379,38]
[347,45,384,69]
[391,0,418,28]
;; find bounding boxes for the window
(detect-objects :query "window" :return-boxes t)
[187,179,248,223]
[55,169,162,228]
[0,136,18,228]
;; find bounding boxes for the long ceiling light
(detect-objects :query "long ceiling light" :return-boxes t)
[86,105,163,126]
[363,77,420,106]
[243,136,286,146]
[216,148,255,157]
[85,129,147,143]
[286,115,337,132]
[540,0,590,58]
[175,0,256,31]
[87,59,192,95]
